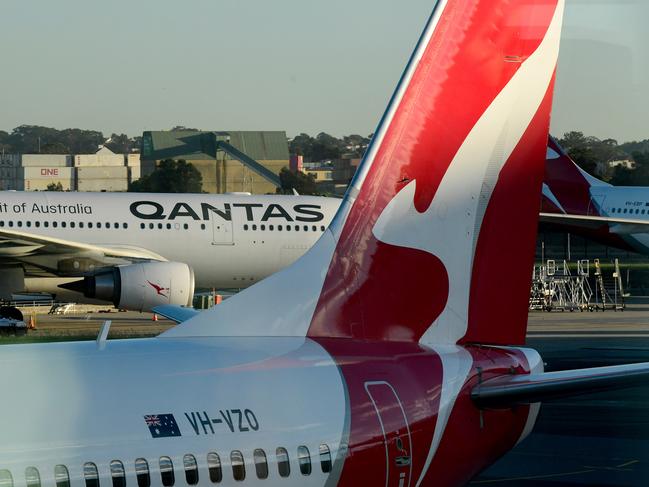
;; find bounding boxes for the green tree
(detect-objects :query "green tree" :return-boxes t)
[610,152,649,186]
[277,167,318,195]
[105,133,137,153]
[129,159,202,193]
[46,182,64,191]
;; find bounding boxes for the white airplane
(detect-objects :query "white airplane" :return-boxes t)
[0,192,339,313]
[3,1,649,486]
[541,137,649,253]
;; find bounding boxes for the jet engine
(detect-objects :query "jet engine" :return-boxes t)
[60,262,195,312]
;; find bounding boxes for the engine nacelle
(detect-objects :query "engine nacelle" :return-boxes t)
[62,262,195,312]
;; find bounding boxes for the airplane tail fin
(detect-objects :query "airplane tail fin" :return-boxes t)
[543,136,610,215]
[164,0,566,347]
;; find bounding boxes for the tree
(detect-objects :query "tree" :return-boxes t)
[40,142,70,154]
[610,152,649,186]
[105,133,137,153]
[129,159,202,193]
[277,167,318,195]
[46,182,64,191]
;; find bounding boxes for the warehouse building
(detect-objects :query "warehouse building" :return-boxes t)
[140,130,289,194]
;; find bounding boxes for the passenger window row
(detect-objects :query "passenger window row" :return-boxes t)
[0,220,128,230]
[243,224,326,232]
[610,207,647,215]
[139,222,191,230]
[0,444,333,487]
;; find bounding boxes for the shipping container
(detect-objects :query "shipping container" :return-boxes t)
[21,154,71,167]
[127,154,141,166]
[76,166,128,179]
[23,167,75,180]
[77,178,128,192]
[74,154,125,167]
[23,179,74,191]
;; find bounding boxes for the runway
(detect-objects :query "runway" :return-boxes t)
[474,304,649,486]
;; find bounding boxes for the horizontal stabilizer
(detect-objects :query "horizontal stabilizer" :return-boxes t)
[152,305,200,324]
[472,362,649,408]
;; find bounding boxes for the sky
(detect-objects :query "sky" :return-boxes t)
[0,0,647,142]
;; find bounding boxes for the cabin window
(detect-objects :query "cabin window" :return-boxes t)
[276,447,290,477]
[321,225,325,231]
[201,224,206,230]
[206,452,222,483]
[252,224,257,231]
[278,225,283,231]
[149,223,154,229]
[0,470,13,487]
[83,463,99,487]
[312,225,317,231]
[70,222,75,228]
[231,451,246,481]
[17,221,23,227]
[26,221,32,227]
[243,224,249,231]
[253,449,269,479]
[88,222,93,228]
[303,225,308,231]
[140,223,145,229]
[183,223,189,230]
[260,224,266,231]
[54,465,70,487]
[97,222,102,228]
[269,225,274,231]
[35,221,41,228]
[123,223,128,229]
[297,446,312,475]
[79,222,84,228]
[44,221,49,228]
[110,460,126,487]
[134,459,150,487]
[286,225,291,231]
[24,467,40,487]
[157,223,163,230]
[0,221,4,227]
[294,225,299,231]
[183,455,199,485]
[166,223,171,230]
[159,457,175,487]
[319,444,332,473]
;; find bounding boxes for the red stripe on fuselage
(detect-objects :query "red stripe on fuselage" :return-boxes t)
[308,1,557,341]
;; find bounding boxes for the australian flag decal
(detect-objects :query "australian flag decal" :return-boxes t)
[144,414,181,438]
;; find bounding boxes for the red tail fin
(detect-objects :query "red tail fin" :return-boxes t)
[165,0,566,346]
[308,1,565,346]
[543,136,608,215]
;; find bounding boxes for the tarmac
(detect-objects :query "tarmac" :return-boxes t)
[7,302,649,485]
[475,301,649,486]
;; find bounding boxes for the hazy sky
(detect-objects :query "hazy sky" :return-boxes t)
[0,0,647,142]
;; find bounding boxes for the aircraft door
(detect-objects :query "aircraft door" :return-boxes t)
[210,211,234,245]
[365,381,412,487]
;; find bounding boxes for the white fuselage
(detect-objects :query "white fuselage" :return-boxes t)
[590,186,649,253]
[0,337,348,487]
[0,191,340,290]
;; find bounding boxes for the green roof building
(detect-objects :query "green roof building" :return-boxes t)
[141,130,289,194]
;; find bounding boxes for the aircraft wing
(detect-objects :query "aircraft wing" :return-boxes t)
[152,304,200,323]
[539,212,649,234]
[0,227,166,277]
[472,362,649,408]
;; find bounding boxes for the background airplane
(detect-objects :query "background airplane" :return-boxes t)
[541,136,649,254]
[4,1,649,486]
[0,191,338,314]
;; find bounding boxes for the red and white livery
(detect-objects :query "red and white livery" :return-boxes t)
[3,1,649,486]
